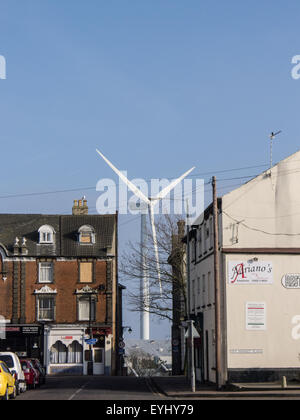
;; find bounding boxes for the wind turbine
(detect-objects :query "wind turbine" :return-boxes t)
[96,149,195,340]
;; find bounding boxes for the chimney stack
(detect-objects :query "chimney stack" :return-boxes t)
[72,198,88,215]
[177,220,185,240]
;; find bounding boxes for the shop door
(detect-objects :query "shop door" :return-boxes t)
[93,348,104,375]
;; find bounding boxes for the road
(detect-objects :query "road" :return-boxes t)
[16,375,169,401]
[14,375,300,401]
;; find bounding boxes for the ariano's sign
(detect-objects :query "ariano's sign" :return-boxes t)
[228,261,273,285]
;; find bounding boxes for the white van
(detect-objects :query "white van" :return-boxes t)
[0,352,26,394]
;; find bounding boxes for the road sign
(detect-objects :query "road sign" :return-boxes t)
[119,341,125,349]
[185,324,200,338]
[85,338,97,345]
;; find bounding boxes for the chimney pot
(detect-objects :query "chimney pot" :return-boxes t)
[72,198,88,215]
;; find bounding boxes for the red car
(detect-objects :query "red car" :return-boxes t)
[20,359,40,389]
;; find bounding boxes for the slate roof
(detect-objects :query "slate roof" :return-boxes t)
[0,213,116,258]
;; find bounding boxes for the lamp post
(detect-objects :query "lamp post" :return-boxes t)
[119,326,132,376]
[87,292,98,376]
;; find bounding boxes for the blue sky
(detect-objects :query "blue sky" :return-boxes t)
[0,0,300,338]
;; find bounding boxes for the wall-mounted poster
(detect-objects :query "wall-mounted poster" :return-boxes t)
[246,302,266,331]
[228,261,273,285]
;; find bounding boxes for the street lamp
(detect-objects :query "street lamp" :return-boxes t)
[119,326,132,376]
[122,326,132,334]
[87,291,98,376]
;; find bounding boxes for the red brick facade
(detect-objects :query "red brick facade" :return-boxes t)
[0,207,119,375]
[0,259,108,324]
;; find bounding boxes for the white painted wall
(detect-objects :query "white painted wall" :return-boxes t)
[226,254,300,369]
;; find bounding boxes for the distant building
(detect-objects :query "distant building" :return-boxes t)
[125,339,172,376]
[0,199,119,376]
[187,150,300,383]
[168,220,187,375]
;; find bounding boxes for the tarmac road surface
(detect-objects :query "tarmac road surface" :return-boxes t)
[16,375,169,401]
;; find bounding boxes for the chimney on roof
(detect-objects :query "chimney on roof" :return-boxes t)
[177,220,185,240]
[72,198,88,215]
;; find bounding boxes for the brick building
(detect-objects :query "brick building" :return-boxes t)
[0,199,119,376]
[168,220,187,376]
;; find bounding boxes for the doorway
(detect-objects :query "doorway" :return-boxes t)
[93,348,104,375]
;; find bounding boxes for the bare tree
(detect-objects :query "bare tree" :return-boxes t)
[126,348,159,377]
[120,214,187,323]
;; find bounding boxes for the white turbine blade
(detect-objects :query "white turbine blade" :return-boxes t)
[96,149,150,205]
[153,167,195,201]
[149,203,162,296]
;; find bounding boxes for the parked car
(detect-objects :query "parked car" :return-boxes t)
[0,360,17,400]
[30,358,46,385]
[0,352,26,394]
[20,359,40,389]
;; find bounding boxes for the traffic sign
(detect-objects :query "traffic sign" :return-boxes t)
[85,338,97,345]
[185,324,200,338]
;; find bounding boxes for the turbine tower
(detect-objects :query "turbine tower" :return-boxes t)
[96,149,195,340]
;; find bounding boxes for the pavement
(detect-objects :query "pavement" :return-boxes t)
[150,375,300,399]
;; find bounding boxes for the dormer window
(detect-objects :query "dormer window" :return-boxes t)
[78,225,95,244]
[38,225,55,244]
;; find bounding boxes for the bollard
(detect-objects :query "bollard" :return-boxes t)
[281,376,287,389]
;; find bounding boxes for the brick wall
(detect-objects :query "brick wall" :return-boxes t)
[0,258,110,325]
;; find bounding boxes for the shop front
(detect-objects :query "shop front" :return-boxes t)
[44,325,112,376]
[0,324,44,361]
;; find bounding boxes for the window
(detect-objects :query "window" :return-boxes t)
[192,279,195,311]
[209,218,213,249]
[37,296,55,321]
[198,228,202,257]
[39,262,53,283]
[0,362,10,374]
[79,262,93,283]
[203,224,207,252]
[191,239,196,262]
[202,274,206,307]
[94,349,103,363]
[197,277,201,307]
[78,296,96,321]
[67,341,83,364]
[78,225,95,244]
[50,341,67,364]
[207,272,211,305]
[38,225,55,244]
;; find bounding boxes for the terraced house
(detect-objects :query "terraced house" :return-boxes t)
[0,199,119,376]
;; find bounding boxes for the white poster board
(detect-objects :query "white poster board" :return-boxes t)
[246,302,266,331]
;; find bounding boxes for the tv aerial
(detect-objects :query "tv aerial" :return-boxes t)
[269,130,282,171]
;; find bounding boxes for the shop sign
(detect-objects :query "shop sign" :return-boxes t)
[246,302,266,331]
[5,327,20,332]
[228,261,273,285]
[282,274,300,289]
[22,326,40,335]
